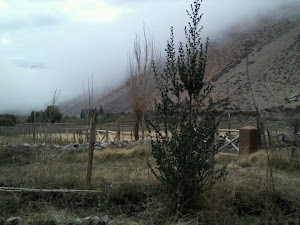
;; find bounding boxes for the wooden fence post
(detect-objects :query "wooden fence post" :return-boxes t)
[228,112,231,138]
[33,112,36,143]
[86,128,89,143]
[78,130,83,144]
[49,126,52,141]
[142,114,145,141]
[44,127,47,141]
[73,129,76,143]
[67,129,69,142]
[39,125,42,139]
[117,117,121,141]
[86,112,97,189]
[36,125,38,141]
[105,130,109,142]
[59,128,62,141]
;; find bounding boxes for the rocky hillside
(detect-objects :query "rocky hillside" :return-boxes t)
[61,84,131,117]
[61,4,300,116]
[206,7,300,111]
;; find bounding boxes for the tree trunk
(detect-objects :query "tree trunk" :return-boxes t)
[134,120,139,141]
[141,114,145,140]
[228,112,231,138]
[117,117,121,141]
[33,112,36,143]
[86,112,97,189]
[256,107,262,148]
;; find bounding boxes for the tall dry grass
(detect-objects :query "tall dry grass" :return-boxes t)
[0,144,299,224]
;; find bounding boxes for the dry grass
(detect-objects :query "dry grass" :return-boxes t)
[0,143,299,224]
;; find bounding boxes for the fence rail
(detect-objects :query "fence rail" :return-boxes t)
[216,129,239,153]
[0,122,146,143]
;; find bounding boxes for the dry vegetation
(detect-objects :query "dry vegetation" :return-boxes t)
[0,139,299,224]
[207,17,300,111]
[1,4,299,224]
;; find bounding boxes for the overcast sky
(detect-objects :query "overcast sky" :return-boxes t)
[0,0,297,114]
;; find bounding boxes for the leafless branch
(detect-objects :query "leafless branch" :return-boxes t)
[82,76,95,124]
[47,89,61,124]
[126,26,161,140]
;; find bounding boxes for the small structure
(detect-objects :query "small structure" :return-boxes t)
[239,126,257,154]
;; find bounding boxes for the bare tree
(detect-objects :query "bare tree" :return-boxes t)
[86,111,97,189]
[82,76,94,125]
[47,89,61,124]
[127,27,160,140]
[263,79,300,157]
[44,89,61,140]
[246,56,265,148]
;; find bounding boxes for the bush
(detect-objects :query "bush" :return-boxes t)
[44,105,62,123]
[0,114,17,126]
[27,110,44,123]
[27,106,62,123]
[148,0,225,214]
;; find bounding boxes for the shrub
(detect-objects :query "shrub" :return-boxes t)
[148,0,225,214]
[27,106,62,123]
[27,110,44,123]
[0,114,17,126]
[44,105,62,123]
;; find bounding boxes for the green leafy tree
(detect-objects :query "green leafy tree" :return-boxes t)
[99,105,104,115]
[148,0,225,213]
[43,105,62,123]
[0,114,17,126]
[27,110,43,123]
[80,109,85,119]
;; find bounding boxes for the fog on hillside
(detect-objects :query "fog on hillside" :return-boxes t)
[0,0,298,114]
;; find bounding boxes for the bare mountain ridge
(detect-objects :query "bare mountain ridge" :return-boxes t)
[61,83,131,117]
[207,15,300,110]
[61,8,300,116]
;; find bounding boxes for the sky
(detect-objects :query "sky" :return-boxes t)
[0,0,297,114]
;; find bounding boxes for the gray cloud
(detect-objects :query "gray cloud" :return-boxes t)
[0,15,63,32]
[31,15,63,27]
[10,58,45,69]
[0,0,298,114]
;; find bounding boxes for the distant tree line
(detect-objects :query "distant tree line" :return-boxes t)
[62,115,80,123]
[79,105,104,119]
[27,105,62,123]
[0,114,18,126]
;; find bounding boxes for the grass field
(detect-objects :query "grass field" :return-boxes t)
[0,139,299,224]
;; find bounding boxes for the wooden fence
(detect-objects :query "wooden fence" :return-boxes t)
[216,129,239,153]
[0,122,147,143]
[1,123,242,152]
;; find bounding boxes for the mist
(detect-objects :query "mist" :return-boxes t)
[0,0,297,114]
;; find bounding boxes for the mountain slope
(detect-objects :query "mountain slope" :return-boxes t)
[208,16,300,110]
[61,4,300,116]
